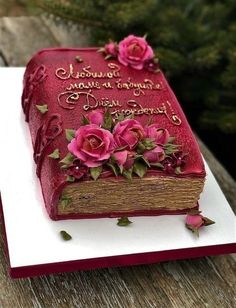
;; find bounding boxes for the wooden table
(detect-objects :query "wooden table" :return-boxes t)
[0,16,235,308]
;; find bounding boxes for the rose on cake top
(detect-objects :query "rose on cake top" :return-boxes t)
[52,110,185,182]
[99,34,159,72]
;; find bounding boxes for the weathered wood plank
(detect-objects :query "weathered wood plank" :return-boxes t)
[41,15,90,47]
[0,16,57,66]
[0,54,6,66]
[0,16,90,67]
[0,222,235,308]
[198,138,236,213]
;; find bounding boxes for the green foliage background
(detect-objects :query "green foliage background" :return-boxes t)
[35,0,236,134]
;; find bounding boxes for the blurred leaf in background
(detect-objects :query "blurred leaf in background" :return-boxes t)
[32,0,236,135]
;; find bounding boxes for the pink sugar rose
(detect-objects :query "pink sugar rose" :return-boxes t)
[143,145,165,163]
[145,124,170,145]
[68,124,114,167]
[113,119,145,150]
[113,150,135,169]
[87,110,104,126]
[104,42,118,57]
[118,35,154,70]
[186,214,204,229]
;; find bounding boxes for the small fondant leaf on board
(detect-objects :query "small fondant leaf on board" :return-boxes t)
[202,217,215,226]
[65,129,76,142]
[90,166,103,180]
[48,149,60,159]
[36,104,48,114]
[117,217,133,226]
[60,230,72,241]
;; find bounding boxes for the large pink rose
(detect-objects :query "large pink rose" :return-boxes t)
[68,124,114,167]
[145,124,170,145]
[113,119,145,150]
[118,35,154,70]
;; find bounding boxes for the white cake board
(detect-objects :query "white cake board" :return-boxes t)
[0,68,235,278]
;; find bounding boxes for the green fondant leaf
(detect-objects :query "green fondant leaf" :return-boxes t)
[186,224,199,237]
[117,217,133,227]
[123,168,133,180]
[118,164,124,174]
[102,110,113,131]
[164,143,180,155]
[97,47,105,53]
[167,136,175,143]
[60,230,72,241]
[202,217,215,226]
[140,156,151,167]
[36,104,48,114]
[48,149,60,159]
[65,129,76,142]
[60,152,75,165]
[60,164,69,170]
[188,210,202,216]
[90,166,103,180]
[75,55,83,63]
[175,166,182,174]
[105,54,113,60]
[116,113,125,122]
[150,162,164,169]
[82,114,90,125]
[137,139,156,153]
[66,175,75,182]
[106,163,118,176]
[59,195,72,209]
[133,161,147,178]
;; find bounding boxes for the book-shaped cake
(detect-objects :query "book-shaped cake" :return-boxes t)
[22,35,205,220]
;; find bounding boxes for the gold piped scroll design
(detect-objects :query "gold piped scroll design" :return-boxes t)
[34,114,63,177]
[22,65,48,122]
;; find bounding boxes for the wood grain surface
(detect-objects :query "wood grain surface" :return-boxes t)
[0,16,235,308]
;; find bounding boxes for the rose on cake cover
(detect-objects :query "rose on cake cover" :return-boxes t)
[99,35,159,72]
[185,210,215,236]
[68,124,114,168]
[55,110,187,182]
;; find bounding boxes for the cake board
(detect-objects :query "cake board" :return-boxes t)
[0,68,235,279]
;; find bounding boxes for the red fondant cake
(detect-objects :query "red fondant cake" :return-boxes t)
[22,36,205,220]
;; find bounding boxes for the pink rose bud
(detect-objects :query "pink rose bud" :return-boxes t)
[186,214,204,229]
[87,110,104,126]
[113,150,128,166]
[68,124,114,168]
[124,151,135,169]
[118,34,154,70]
[143,145,165,163]
[104,42,118,57]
